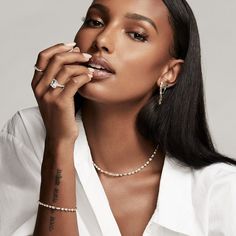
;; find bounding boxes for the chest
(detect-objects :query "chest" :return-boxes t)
[99,173,161,236]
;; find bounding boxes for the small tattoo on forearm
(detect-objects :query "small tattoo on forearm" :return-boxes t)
[49,216,55,231]
[52,187,59,203]
[48,170,62,232]
[52,169,62,203]
[55,169,62,185]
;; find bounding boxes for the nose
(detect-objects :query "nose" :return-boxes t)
[92,25,115,54]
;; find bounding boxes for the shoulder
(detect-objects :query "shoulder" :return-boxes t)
[1,106,45,158]
[0,107,43,235]
[192,161,236,192]
[191,162,236,234]
[191,161,236,200]
[193,160,236,183]
[207,163,236,234]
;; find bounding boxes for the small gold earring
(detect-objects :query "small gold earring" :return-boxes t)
[158,82,168,105]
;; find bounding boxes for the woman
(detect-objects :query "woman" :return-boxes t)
[1,0,236,235]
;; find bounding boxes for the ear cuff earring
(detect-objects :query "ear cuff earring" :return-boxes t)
[158,81,168,105]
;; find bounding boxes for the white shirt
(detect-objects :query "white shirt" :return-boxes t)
[0,106,236,236]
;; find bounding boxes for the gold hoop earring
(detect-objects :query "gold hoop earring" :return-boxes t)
[158,82,168,105]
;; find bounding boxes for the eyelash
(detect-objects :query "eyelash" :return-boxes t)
[81,17,148,43]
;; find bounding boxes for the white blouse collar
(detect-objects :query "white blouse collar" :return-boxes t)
[153,155,196,235]
[74,110,196,236]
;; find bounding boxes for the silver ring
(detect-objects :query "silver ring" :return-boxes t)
[34,65,44,72]
[49,79,65,89]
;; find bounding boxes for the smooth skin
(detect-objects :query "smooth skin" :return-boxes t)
[32,0,183,235]
[32,44,94,236]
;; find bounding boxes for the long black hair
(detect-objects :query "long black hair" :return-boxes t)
[74,0,236,169]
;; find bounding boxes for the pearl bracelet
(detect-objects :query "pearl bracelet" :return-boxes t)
[38,201,77,212]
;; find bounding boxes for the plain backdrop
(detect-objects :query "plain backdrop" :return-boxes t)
[0,0,235,159]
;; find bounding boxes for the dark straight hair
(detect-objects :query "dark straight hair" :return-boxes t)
[74,0,236,169]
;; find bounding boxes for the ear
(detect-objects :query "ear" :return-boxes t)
[157,59,184,88]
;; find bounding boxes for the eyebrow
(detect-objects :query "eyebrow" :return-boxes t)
[88,3,159,34]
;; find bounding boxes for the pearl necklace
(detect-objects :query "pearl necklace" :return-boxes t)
[92,145,159,177]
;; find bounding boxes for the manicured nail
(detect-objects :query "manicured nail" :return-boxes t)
[73,47,80,52]
[73,77,78,83]
[88,74,93,79]
[88,68,95,73]
[64,42,76,47]
[82,53,92,59]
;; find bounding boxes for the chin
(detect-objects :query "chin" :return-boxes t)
[77,82,113,104]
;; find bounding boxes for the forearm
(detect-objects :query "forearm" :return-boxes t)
[33,138,79,236]
[31,42,92,235]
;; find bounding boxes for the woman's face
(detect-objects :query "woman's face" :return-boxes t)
[74,0,176,105]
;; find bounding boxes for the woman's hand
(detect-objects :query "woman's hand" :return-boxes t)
[31,43,90,236]
[31,43,94,143]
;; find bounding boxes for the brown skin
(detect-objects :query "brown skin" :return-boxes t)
[32,0,183,235]
[32,45,93,236]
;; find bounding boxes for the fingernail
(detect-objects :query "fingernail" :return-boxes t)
[73,77,78,83]
[88,68,95,73]
[88,74,93,79]
[82,53,92,60]
[64,42,76,47]
[73,47,80,52]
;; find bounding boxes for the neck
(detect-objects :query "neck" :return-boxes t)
[80,99,164,175]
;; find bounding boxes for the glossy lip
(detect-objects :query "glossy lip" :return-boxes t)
[86,55,116,74]
[91,69,114,80]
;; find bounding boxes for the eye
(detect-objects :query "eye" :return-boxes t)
[81,17,148,42]
[82,17,104,28]
[128,32,148,42]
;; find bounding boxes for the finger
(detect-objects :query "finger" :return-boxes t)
[47,65,94,96]
[32,68,45,91]
[43,50,92,82]
[60,74,93,99]
[35,51,92,96]
[31,42,77,90]
[35,42,77,70]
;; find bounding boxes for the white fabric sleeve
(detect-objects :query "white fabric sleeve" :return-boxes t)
[0,112,41,236]
[208,170,236,236]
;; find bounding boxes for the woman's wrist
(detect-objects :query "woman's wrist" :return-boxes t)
[45,135,77,147]
[43,136,76,158]
[41,136,76,177]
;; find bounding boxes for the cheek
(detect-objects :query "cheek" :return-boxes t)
[117,46,168,93]
[119,58,156,94]
[74,30,93,52]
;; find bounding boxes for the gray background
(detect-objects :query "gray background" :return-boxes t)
[0,1,235,158]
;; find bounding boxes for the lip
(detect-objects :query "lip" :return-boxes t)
[86,55,115,74]
[91,69,114,80]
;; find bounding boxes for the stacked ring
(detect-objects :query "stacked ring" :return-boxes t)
[34,65,44,72]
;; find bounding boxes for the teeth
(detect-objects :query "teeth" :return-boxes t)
[88,63,105,70]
